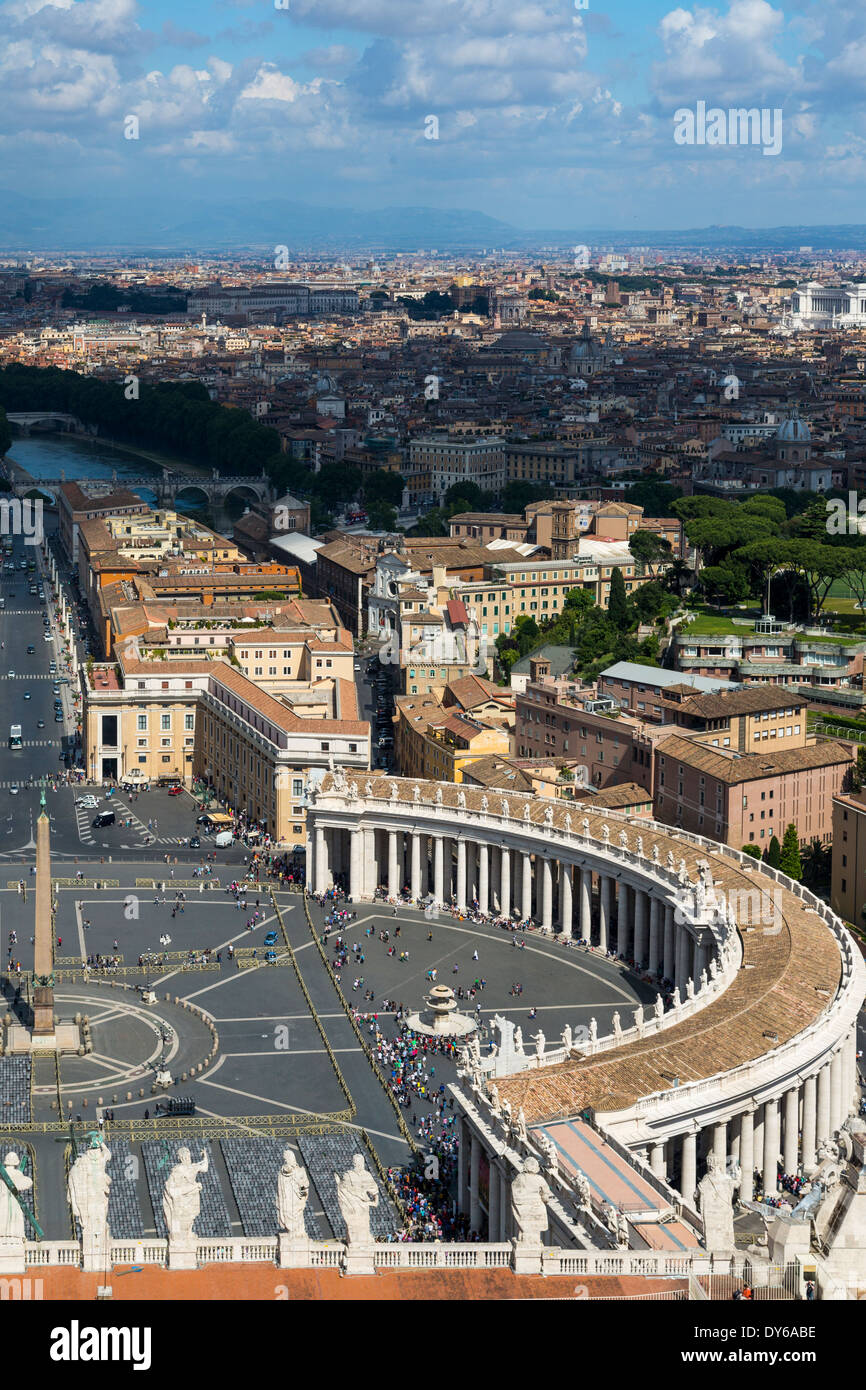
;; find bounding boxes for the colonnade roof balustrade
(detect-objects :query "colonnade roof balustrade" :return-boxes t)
[311,773,857,1126]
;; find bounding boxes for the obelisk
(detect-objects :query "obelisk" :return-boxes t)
[31,788,54,1037]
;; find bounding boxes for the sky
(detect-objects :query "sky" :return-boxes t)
[5,0,866,233]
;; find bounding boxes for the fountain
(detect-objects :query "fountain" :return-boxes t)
[406,984,477,1039]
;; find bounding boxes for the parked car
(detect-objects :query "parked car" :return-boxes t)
[167,784,183,796]
[92,811,115,828]
[36,720,44,728]
[26,646,34,654]
[76,796,98,809]
[264,931,278,946]
[188,835,201,849]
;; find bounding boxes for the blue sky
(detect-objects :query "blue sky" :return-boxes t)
[5,0,866,233]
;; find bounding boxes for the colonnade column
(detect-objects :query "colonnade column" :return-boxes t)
[830,1049,844,1135]
[579,868,592,943]
[817,1062,831,1146]
[488,1163,499,1239]
[650,1143,666,1179]
[783,1085,799,1176]
[349,829,363,900]
[541,858,553,931]
[648,897,662,975]
[738,1106,755,1201]
[712,1120,726,1169]
[616,884,630,957]
[846,1028,859,1116]
[762,1097,780,1194]
[681,1129,697,1205]
[388,830,399,899]
[522,853,533,921]
[410,832,421,901]
[599,875,611,953]
[434,836,444,904]
[560,863,573,939]
[456,839,467,912]
[315,826,329,895]
[663,904,674,982]
[801,1074,817,1172]
[633,889,648,969]
[469,1134,480,1232]
[478,842,489,917]
[499,848,511,920]
[363,826,376,897]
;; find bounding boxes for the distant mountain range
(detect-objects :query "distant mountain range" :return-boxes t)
[2,191,866,255]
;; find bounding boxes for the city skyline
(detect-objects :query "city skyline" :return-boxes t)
[6,0,866,243]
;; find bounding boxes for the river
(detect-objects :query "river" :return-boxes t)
[6,432,237,526]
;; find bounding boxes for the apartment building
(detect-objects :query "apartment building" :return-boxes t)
[405,435,507,506]
[831,791,866,927]
[393,689,511,783]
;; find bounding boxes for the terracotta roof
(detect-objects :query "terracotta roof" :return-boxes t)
[590,781,654,808]
[673,687,808,718]
[655,733,853,783]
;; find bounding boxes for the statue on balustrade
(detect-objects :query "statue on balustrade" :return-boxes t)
[277,1149,310,1242]
[335,1155,379,1247]
[510,1157,550,1246]
[0,1152,32,1243]
[163,1146,208,1245]
[697,1151,736,1253]
[68,1136,112,1253]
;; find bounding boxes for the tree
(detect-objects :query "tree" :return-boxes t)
[607,567,631,631]
[741,844,763,860]
[764,835,782,869]
[779,823,803,880]
[628,529,673,575]
[443,480,482,509]
[563,587,595,619]
[364,469,405,509]
[801,838,831,889]
[626,480,683,517]
[367,499,398,531]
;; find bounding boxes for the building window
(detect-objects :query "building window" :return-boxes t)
[137,715,147,732]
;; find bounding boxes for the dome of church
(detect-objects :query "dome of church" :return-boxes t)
[775,413,811,444]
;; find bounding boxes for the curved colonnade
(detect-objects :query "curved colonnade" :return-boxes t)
[306,772,866,1206]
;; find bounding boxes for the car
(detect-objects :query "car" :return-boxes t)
[354,662,361,671]
[167,784,183,796]
[22,692,31,700]
[92,810,115,828]
[43,634,52,642]
[36,720,44,728]
[76,796,98,809]
[54,713,63,722]
[188,836,201,849]
[196,814,211,825]
[6,670,13,678]
[264,931,278,946]
[9,785,18,795]
[26,646,34,654]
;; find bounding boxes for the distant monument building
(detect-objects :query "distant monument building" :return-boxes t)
[569,321,616,378]
[787,281,866,329]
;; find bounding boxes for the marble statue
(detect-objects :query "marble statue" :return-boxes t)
[632,1006,644,1036]
[514,1026,525,1055]
[516,1107,528,1144]
[666,850,675,870]
[672,986,682,1009]
[544,804,554,827]
[616,1210,630,1248]
[68,1137,112,1251]
[574,1169,592,1209]
[709,957,719,981]
[611,1011,622,1041]
[700,968,708,993]
[457,790,466,809]
[561,1024,573,1052]
[686,977,695,1000]
[276,1149,310,1241]
[389,782,399,801]
[697,1151,736,1252]
[469,1033,482,1063]
[678,858,688,881]
[524,804,531,823]
[582,817,590,837]
[481,796,489,814]
[364,780,373,798]
[531,1029,546,1060]
[654,993,664,1020]
[601,824,610,844]
[636,836,644,858]
[589,1017,598,1043]
[0,1153,31,1242]
[335,1155,379,1246]
[332,764,347,793]
[564,813,572,833]
[500,799,509,819]
[435,786,443,806]
[618,830,628,850]
[510,1157,550,1245]
[413,784,421,802]
[501,1099,512,1127]
[652,843,660,864]
[603,1202,619,1238]
[488,1083,501,1116]
[163,1146,208,1244]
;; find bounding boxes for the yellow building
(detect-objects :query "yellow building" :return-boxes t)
[394,692,511,783]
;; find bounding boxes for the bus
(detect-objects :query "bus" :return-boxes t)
[9,725,21,749]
